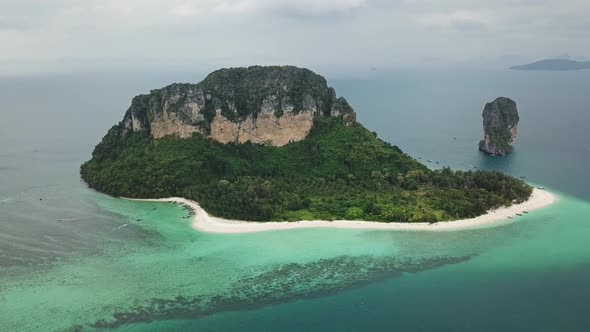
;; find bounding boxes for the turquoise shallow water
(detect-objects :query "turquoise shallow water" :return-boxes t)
[2,191,589,331]
[1,69,589,331]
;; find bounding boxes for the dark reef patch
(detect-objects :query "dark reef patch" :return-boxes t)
[81,254,471,330]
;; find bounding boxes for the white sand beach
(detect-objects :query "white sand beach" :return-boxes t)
[126,188,557,234]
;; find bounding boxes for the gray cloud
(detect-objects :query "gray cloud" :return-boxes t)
[451,19,487,31]
[0,0,589,74]
[0,17,25,30]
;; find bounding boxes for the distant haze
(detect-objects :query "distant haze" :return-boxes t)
[1,0,590,75]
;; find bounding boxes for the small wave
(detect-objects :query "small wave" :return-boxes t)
[0,197,14,203]
[56,218,81,222]
[113,223,129,231]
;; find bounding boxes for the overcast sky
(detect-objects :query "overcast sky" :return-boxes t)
[1,0,589,75]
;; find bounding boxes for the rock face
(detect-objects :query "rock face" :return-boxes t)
[120,66,356,146]
[478,97,519,155]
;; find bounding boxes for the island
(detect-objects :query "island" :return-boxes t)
[510,59,590,71]
[82,66,543,227]
[479,97,519,155]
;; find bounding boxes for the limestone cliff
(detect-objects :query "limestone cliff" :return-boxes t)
[120,66,356,146]
[478,97,519,155]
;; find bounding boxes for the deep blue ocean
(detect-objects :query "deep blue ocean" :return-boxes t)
[1,68,589,331]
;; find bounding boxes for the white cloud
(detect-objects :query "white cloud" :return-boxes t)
[414,10,491,29]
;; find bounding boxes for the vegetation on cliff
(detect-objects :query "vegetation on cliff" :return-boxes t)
[125,66,355,139]
[82,116,532,222]
[479,97,519,155]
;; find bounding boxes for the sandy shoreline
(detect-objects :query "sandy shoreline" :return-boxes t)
[124,188,556,233]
